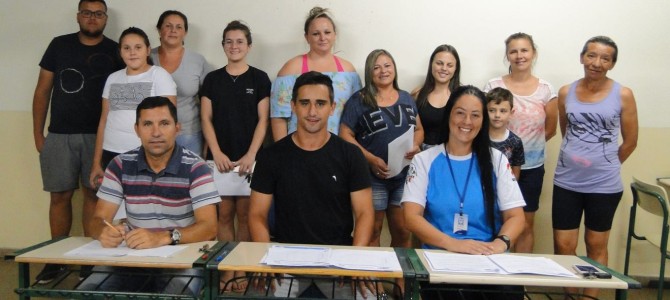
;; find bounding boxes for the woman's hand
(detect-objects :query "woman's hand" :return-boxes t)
[212,150,234,173]
[369,156,389,179]
[405,144,421,160]
[447,239,496,255]
[236,152,256,175]
[89,165,105,189]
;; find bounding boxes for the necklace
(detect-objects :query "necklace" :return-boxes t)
[229,74,240,83]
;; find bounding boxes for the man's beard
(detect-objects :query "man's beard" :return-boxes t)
[80,25,105,38]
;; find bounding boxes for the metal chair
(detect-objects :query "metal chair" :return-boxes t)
[624,177,670,300]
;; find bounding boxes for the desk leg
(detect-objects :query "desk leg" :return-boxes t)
[403,276,414,300]
[616,289,627,300]
[17,262,30,300]
[207,269,220,299]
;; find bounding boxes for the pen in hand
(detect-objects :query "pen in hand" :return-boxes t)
[103,219,125,239]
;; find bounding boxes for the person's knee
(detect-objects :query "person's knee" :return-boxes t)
[50,191,74,205]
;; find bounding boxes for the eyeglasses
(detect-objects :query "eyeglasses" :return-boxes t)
[79,10,107,19]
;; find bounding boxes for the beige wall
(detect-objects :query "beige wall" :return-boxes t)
[2,0,669,278]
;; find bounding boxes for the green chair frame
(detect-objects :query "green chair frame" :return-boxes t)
[624,177,670,300]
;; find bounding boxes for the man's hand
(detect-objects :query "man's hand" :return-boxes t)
[125,228,169,249]
[99,224,126,248]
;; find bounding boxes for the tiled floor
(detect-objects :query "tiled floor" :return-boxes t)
[1,258,668,299]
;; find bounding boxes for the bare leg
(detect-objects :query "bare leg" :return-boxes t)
[81,187,97,237]
[387,205,410,296]
[235,196,251,242]
[514,211,535,253]
[49,190,75,238]
[369,210,386,247]
[233,196,250,292]
[218,196,237,291]
[581,229,611,299]
[554,229,580,298]
[217,197,236,241]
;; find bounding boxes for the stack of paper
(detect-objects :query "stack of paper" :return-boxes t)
[262,245,402,272]
[64,240,187,258]
[424,252,576,277]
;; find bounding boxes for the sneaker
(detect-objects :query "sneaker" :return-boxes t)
[35,264,68,284]
[79,265,93,281]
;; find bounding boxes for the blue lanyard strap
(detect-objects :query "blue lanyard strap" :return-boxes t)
[446,152,474,216]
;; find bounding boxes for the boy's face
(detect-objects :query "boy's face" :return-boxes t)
[487,100,513,130]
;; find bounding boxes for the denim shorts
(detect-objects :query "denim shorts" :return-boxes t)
[371,176,405,210]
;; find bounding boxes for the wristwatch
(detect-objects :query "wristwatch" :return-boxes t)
[170,229,182,245]
[496,235,511,251]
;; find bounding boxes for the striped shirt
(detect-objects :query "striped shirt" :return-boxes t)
[98,146,220,230]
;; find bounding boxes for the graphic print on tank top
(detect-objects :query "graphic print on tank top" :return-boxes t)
[560,112,621,167]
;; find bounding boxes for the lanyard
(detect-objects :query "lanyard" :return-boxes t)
[446,152,474,215]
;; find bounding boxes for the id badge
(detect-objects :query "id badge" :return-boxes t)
[453,213,468,235]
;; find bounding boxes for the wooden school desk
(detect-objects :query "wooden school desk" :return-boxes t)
[207,241,419,300]
[411,249,640,300]
[8,236,225,300]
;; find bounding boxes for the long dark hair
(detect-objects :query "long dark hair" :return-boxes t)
[415,44,461,109]
[440,85,496,237]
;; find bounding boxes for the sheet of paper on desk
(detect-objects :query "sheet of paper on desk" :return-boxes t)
[387,128,413,177]
[488,254,577,277]
[262,245,331,267]
[424,252,502,274]
[329,249,402,271]
[64,240,187,258]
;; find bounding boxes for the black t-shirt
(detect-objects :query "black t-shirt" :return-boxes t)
[200,66,271,161]
[39,33,124,134]
[251,134,371,245]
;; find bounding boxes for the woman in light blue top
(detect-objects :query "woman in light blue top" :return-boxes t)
[151,10,210,155]
[270,6,360,141]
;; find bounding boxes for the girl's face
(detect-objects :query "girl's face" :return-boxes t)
[371,54,395,88]
[449,94,483,147]
[506,38,536,73]
[431,51,457,85]
[223,30,250,63]
[305,17,336,53]
[158,14,187,47]
[121,33,150,72]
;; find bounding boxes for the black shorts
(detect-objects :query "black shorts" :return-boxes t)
[518,165,545,212]
[552,185,623,232]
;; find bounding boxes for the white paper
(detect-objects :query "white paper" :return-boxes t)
[424,252,502,274]
[262,245,331,267]
[207,160,255,196]
[64,240,187,258]
[424,251,578,278]
[488,254,577,277]
[387,128,414,177]
[261,246,402,272]
[330,249,402,271]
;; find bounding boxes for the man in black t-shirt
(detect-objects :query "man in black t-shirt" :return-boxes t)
[32,0,123,284]
[249,71,375,298]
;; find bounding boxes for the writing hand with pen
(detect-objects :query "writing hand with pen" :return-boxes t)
[99,220,127,248]
[100,220,170,249]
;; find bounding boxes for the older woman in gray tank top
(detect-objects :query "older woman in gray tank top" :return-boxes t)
[552,36,638,299]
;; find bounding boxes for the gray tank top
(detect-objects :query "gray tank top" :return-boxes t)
[554,80,623,193]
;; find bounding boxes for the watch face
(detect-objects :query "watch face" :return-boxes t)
[172,229,181,244]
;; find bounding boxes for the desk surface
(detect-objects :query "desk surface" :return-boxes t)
[213,242,405,279]
[658,177,670,187]
[415,249,637,290]
[15,237,211,269]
